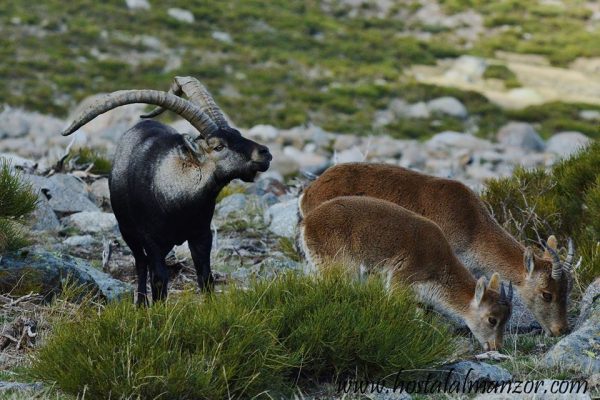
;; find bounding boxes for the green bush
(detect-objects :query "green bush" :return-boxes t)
[482,141,600,285]
[0,160,38,252]
[68,147,112,175]
[29,270,455,398]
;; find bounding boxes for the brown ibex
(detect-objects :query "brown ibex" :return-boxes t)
[299,196,513,350]
[300,163,575,336]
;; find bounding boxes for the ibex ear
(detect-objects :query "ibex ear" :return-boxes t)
[182,134,207,156]
[524,247,535,277]
[543,235,558,260]
[488,273,501,291]
[474,276,486,306]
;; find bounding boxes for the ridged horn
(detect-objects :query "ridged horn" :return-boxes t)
[62,90,218,138]
[508,282,513,303]
[141,76,229,128]
[564,238,575,273]
[545,242,563,280]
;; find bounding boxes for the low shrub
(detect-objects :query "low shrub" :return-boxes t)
[29,270,456,398]
[482,141,600,286]
[68,147,112,175]
[0,160,38,252]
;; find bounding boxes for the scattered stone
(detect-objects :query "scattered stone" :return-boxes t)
[0,153,37,172]
[0,249,131,300]
[90,178,111,209]
[580,110,600,121]
[30,194,61,232]
[444,56,487,83]
[282,146,329,175]
[217,193,248,217]
[212,31,233,44]
[427,131,492,150]
[0,381,44,393]
[23,174,99,214]
[437,361,512,385]
[405,101,430,119]
[246,177,287,197]
[546,132,591,159]
[543,288,600,375]
[0,107,64,139]
[496,122,545,152]
[247,124,279,141]
[506,88,545,107]
[576,277,600,329]
[167,8,195,23]
[125,0,150,11]
[63,211,118,234]
[265,198,299,238]
[427,97,468,118]
[334,146,365,164]
[63,234,96,247]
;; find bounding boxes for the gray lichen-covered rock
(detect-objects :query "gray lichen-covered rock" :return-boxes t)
[0,249,131,300]
[29,194,61,232]
[265,198,299,238]
[542,288,600,375]
[217,193,248,217]
[427,96,468,118]
[577,278,600,328]
[62,211,118,233]
[437,361,512,384]
[546,131,591,159]
[23,173,99,214]
[496,122,545,152]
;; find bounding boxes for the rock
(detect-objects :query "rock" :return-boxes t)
[543,288,600,375]
[265,198,299,238]
[246,177,287,197]
[217,193,248,217]
[167,8,194,23]
[247,124,279,141]
[125,0,150,10]
[283,146,329,175]
[0,153,37,172]
[474,380,592,399]
[405,102,430,119]
[0,249,131,300]
[580,110,600,121]
[373,109,395,127]
[437,361,512,385]
[496,122,545,152]
[546,132,591,159]
[23,174,99,214]
[90,178,111,209]
[444,56,487,83]
[506,88,545,107]
[63,211,118,233]
[212,31,233,44]
[63,235,96,247]
[0,381,44,393]
[427,131,492,150]
[269,148,300,177]
[30,194,60,232]
[427,97,468,118]
[0,107,64,139]
[333,134,362,151]
[577,277,600,329]
[334,146,365,164]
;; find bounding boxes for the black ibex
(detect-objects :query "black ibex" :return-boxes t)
[62,77,272,304]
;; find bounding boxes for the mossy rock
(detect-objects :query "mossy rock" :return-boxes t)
[0,249,131,300]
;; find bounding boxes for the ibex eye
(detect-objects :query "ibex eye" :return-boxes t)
[214,145,225,152]
[542,292,553,302]
[488,317,497,326]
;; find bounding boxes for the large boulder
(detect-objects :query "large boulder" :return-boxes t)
[546,132,591,159]
[427,97,468,118]
[62,211,118,234]
[23,174,99,214]
[0,249,131,300]
[0,107,64,139]
[29,194,61,232]
[496,122,545,152]
[265,198,299,238]
[542,283,600,375]
[426,131,492,151]
[576,277,600,329]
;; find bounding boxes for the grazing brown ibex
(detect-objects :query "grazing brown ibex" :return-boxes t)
[299,163,575,336]
[299,196,513,351]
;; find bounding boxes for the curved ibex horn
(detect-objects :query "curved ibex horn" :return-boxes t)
[563,238,575,273]
[62,90,218,138]
[545,242,563,280]
[141,76,229,128]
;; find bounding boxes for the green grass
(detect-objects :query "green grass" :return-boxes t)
[0,159,38,252]
[28,270,456,398]
[66,147,112,175]
[482,141,600,286]
[483,64,521,88]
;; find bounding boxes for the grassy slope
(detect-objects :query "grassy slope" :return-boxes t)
[1,0,600,139]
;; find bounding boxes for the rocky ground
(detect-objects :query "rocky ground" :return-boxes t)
[0,99,598,398]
